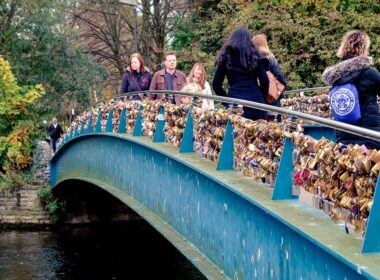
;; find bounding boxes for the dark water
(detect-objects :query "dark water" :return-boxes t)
[0,222,206,280]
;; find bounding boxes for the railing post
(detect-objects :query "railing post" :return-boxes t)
[95,112,102,133]
[133,105,143,136]
[179,106,194,153]
[117,108,127,133]
[216,120,234,170]
[69,128,73,140]
[80,120,85,135]
[87,116,93,133]
[361,175,380,253]
[65,134,69,142]
[106,109,114,132]
[303,124,336,141]
[73,125,79,137]
[272,137,298,200]
[153,106,165,143]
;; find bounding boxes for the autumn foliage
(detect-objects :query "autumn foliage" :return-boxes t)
[0,55,45,171]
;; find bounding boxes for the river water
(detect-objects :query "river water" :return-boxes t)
[0,221,206,280]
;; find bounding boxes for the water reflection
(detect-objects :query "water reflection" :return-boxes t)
[0,221,206,280]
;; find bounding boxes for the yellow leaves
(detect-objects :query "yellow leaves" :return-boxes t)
[2,123,35,170]
[0,55,45,119]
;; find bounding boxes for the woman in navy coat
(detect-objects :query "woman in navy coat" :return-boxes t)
[120,53,152,99]
[212,28,269,120]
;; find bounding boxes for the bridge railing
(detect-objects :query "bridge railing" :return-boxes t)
[58,89,380,254]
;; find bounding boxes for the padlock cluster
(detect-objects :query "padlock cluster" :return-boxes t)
[59,96,380,234]
[289,132,379,233]
[141,101,161,138]
[233,116,284,185]
[163,103,190,147]
[281,94,331,118]
[192,108,230,162]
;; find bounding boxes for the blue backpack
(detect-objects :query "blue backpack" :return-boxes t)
[329,83,361,124]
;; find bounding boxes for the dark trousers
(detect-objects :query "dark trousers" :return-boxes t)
[51,138,58,153]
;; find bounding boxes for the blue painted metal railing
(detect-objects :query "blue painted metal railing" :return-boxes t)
[57,89,380,256]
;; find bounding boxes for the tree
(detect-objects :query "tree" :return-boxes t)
[174,0,380,89]
[0,0,108,119]
[72,0,192,85]
[0,55,45,171]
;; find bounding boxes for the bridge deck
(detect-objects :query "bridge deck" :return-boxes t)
[126,134,380,279]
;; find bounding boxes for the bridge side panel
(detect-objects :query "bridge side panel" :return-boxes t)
[52,136,367,280]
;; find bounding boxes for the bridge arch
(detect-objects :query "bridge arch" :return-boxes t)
[51,133,374,279]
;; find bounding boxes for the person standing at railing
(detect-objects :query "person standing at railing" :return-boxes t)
[149,51,187,104]
[186,63,214,110]
[120,53,152,100]
[252,34,287,122]
[322,30,380,149]
[212,28,269,120]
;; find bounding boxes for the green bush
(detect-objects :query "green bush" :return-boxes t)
[37,185,66,224]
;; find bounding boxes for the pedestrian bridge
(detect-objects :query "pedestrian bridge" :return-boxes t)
[51,91,380,280]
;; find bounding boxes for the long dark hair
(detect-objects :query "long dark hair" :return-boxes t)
[216,28,260,71]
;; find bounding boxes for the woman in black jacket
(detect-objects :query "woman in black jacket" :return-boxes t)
[120,53,152,99]
[322,30,380,149]
[252,34,287,122]
[212,28,269,120]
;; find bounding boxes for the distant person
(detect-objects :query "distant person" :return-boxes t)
[47,118,63,153]
[71,108,75,123]
[120,53,152,100]
[187,63,214,110]
[149,51,187,104]
[252,34,287,121]
[322,30,380,150]
[213,28,269,120]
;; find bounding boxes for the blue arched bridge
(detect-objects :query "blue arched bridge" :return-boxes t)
[51,91,380,280]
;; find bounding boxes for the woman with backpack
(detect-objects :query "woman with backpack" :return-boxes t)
[252,34,287,122]
[322,30,380,150]
[120,53,152,99]
[212,28,269,120]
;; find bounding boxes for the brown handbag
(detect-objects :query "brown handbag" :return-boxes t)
[266,71,285,104]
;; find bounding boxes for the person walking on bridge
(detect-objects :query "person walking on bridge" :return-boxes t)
[212,28,269,120]
[322,30,380,150]
[149,51,187,104]
[252,34,287,122]
[47,118,63,153]
[120,53,152,100]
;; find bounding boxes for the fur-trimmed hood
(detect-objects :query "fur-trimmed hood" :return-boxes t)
[321,56,373,85]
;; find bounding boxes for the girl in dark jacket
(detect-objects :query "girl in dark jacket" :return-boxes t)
[120,53,152,100]
[252,34,287,122]
[212,28,269,120]
[322,30,380,150]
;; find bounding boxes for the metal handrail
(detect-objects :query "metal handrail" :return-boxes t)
[282,86,331,95]
[111,90,380,142]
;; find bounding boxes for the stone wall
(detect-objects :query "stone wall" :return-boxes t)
[0,140,139,226]
[32,140,51,185]
[0,140,52,226]
[0,185,51,225]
